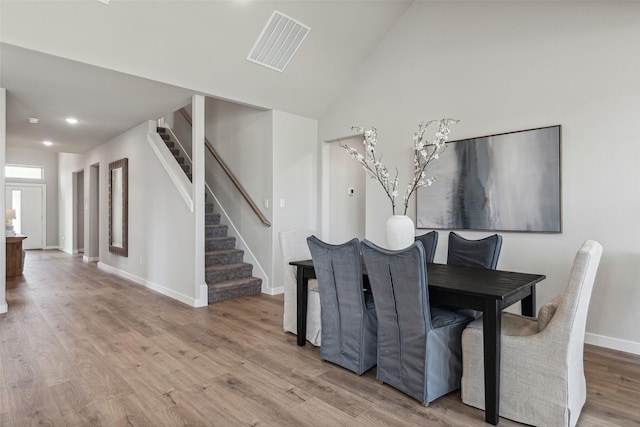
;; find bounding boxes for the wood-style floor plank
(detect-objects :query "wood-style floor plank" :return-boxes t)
[1,250,639,426]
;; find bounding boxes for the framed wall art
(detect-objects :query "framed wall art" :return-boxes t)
[417,125,561,233]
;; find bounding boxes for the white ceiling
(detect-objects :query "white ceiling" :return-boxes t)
[1,43,196,153]
[0,0,411,154]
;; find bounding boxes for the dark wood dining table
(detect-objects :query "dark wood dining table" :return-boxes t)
[290,259,546,425]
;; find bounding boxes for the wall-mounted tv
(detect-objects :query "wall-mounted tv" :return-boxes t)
[417,125,561,233]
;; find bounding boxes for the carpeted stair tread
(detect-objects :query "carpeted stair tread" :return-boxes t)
[208,277,261,290]
[206,262,253,272]
[206,236,235,251]
[206,224,228,238]
[205,213,221,225]
[205,262,253,283]
[205,249,245,265]
[207,277,262,303]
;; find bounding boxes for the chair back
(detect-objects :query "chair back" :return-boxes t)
[415,231,438,263]
[307,236,376,373]
[279,228,314,280]
[279,227,316,336]
[447,232,502,269]
[362,240,432,396]
[548,240,603,354]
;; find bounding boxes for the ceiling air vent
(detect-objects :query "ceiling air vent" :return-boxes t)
[248,10,310,72]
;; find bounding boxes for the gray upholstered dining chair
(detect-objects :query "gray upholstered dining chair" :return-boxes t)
[307,236,377,375]
[361,239,473,405]
[447,231,503,319]
[461,240,603,427]
[279,228,321,346]
[415,230,438,263]
[447,232,503,270]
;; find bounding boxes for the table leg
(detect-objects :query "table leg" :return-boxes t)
[296,266,308,346]
[521,285,536,317]
[482,299,501,425]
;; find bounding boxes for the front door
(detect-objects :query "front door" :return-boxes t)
[6,184,45,250]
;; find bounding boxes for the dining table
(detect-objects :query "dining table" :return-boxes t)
[290,259,546,425]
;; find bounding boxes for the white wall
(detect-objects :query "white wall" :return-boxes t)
[0,89,7,313]
[6,146,58,247]
[272,110,318,293]
[80,122,197,305]
[58,152,84,254]
[319,2,640,354]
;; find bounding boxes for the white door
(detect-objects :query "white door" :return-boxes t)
[6,184,45,250]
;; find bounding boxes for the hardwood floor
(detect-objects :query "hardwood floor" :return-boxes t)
[1,250,639,426]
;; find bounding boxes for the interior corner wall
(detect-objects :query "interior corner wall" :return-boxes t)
[272,110,318,292]
[6,146,59,247]
[318,2,640,353]
[0,88,7,313]
[203,97,274,289]
[58,152,84,253]
[81,122,197,304]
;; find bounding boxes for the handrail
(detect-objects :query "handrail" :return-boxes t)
[179,108,271,227]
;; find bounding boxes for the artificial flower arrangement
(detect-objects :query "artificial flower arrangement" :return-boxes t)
[342,119,458,215]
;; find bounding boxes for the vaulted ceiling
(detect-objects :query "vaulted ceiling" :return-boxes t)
[0,0,411,153]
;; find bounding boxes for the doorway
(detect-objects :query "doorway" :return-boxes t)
[73,170,85,254]
[327,136,366,243]
[5,183,46,250]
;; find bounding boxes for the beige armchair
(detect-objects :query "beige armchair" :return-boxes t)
[461,240,603,427]
[279,228,321,346]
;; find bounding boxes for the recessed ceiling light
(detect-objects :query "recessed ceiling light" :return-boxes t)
[96,0,110,4]
[27,117,39,124]
[42,140,53,146]
[65,117,79,124]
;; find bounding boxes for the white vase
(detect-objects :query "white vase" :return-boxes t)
[385,215,415,250]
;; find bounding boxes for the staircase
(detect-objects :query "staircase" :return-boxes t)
[157,127,262,303]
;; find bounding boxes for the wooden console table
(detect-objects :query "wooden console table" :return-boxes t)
[6,235,27,277]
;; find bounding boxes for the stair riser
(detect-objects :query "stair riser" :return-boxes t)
[205,213,221,225]
[208,280,261,303]
[206,265,253,283]
[205,251,244,266]
[206,225,228,238]
[206,238,235,251]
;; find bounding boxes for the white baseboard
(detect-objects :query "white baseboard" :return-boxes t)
[263,286,284,296]
[585,332,640,356]
[83,256,99,262]
[97,262,199,307]
[194,284,208,308]
[44,245,59,250]
[0,301,7,314]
